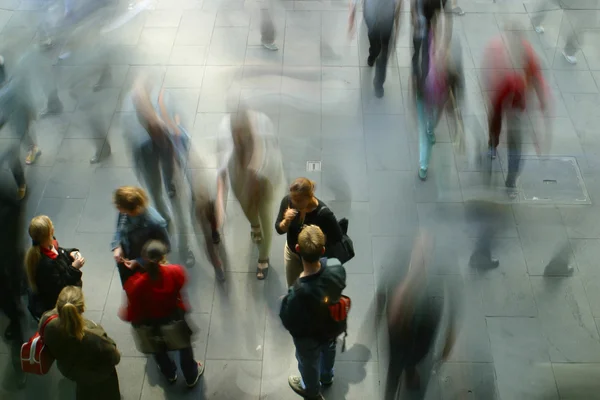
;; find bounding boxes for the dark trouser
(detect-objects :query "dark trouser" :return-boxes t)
[75,368,121,400]
[116,262,136,287]
[0,287,23,343]
[260,8,275,45]
[293,337,336,397]
[366,19,393,89]
[0,146,25,188]
[505,119,522,187]
[154,347,198,383]
[412,35,430,84]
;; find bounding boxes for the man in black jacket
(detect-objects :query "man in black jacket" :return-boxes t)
[279,225,347,400]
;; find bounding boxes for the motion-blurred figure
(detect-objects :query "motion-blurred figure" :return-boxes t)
[411,0,454,180]
[129,76,195,266]
[191,172,225,281]
[348,0,402,98]
[482,28,551,197]
[0,178,26,346]
[0,67,39,199]
[381,233,457,399]
[529,0,578,64]
[260,4,278,51]
[216,107,283,280]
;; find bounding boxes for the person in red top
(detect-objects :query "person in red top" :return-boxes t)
[120,240,204,388]
[482,30,551,195]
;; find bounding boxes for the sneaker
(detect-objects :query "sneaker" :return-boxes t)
[374,86,384,98]
[262,42,278,51]
[25,147,41,165]
[534,25,545,34]
[288,376,325,400]
[58,50,71,60]
[186,362,205,388]
[418,168,427,181]
[562,51,577,65]
[17,185,26,200]
[488,146,497,159]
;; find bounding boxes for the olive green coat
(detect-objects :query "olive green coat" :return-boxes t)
[40,312,121,400]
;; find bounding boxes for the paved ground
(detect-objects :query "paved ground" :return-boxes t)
[1,0,600,399]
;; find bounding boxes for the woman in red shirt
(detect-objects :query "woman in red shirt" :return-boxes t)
[482,32,551,194]
[120,240,204,388]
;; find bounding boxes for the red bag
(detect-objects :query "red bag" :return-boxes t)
[21,314,58,375]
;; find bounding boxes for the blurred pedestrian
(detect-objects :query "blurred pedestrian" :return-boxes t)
[260,5,278,50]
[482,29,551,197]
[279,225,349,400]
[121,240,204,387]
[348,0,402,98]
[129,76,194,266]
[0,179,26,344]
[216,108,283,280]
[411,0,454,180]
[25,215,85,321]
[383,233,457,399]
[41,286,121,400]
[111,186,170,286]
[275,178,345,287]
[191,176,224,280]
[529,0,578,64]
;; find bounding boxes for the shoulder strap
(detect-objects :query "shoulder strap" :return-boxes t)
[40,314,58,337]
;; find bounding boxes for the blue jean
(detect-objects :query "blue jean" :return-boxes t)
[416,93,437,171]
[154,347,198,383]
[293,337,336,397]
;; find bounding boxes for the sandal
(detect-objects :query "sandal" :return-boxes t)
[251,225,262,244]
[256,260,269,280]
[25,146,41,165]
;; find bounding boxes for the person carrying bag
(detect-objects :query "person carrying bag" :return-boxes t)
[120,240,204,388]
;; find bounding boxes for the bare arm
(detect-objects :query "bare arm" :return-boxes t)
[216,171,228,229]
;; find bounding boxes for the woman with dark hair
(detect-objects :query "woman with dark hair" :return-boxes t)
[275,177,345,287]
[25,215,84,320]
[111,186,170,286]
[120,240,204,387]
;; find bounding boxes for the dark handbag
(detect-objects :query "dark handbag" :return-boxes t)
[132,317,192,354]
[319,206,355,264]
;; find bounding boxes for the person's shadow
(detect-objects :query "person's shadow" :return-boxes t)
[321,343,371,399]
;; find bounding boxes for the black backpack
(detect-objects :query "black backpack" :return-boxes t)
[280,259,352,351]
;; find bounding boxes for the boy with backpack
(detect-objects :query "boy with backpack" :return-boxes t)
[279,225,351,400]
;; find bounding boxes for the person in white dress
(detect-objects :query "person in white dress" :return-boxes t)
[216,108,283,280]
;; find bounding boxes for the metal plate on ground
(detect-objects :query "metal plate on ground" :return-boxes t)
[516,157,590,205]
[306,161,321,172]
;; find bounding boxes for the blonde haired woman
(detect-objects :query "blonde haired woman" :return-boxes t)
[41,286,121,400]
[25,215,84,320]
[216,108,283,280]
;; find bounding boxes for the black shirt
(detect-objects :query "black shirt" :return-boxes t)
[275,195,343,255]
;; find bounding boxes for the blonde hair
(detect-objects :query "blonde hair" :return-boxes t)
[25,215,54,292]
[297,225,325,262]
[113,186,149,213]
[289,177,316,199]
[56,286,86,341]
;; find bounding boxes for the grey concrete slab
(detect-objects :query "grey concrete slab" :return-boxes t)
[437,362,499,400]
[531,277,600,362]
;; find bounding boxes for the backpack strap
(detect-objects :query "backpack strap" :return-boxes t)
[40,314,58,338]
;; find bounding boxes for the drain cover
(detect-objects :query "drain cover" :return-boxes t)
[513,157,590,204]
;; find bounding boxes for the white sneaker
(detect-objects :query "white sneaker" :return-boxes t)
[262,42,278,51]
[535,26,545,34]
[562,51,577,64]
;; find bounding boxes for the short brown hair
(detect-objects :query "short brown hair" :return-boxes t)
[290,177,315,198]
[113,186,148,213]
[297,225,325,262]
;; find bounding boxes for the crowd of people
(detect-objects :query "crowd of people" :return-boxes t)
[0,0,569,398]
